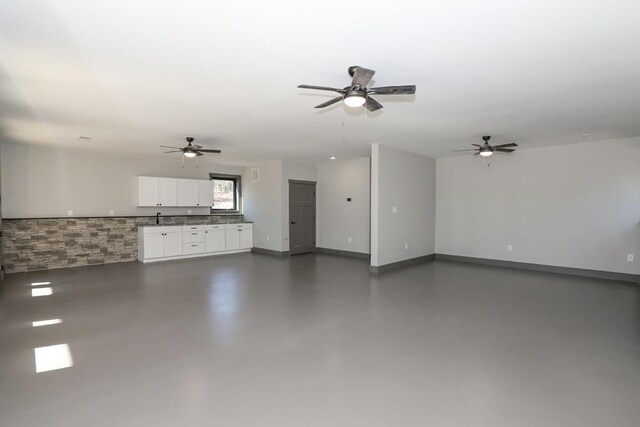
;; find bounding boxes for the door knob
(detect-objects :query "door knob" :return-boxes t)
[290,221,296,225]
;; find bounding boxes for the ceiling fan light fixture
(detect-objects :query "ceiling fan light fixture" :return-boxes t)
[183,151,197,158]
[343,90,366,107]
[479,149,494,157]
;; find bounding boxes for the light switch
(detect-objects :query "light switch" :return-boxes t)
[392,206,397,214]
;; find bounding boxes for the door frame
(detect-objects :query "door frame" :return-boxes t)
[288,179,316,255]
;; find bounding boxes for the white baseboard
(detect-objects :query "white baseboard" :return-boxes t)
[139,249,251,263]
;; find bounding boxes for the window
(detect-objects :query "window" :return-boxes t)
[210,174,240,213]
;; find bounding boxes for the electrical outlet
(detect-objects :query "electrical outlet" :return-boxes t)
[627,254,634,262]
[108,210,114,216]
[392,206,397,214]
[67,210,73,217]
[507,245,513,252]
[404,243,408,250]
[266,236,270,241]
[348,237,352,243]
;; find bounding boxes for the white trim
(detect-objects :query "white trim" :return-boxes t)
[139,249,251,263]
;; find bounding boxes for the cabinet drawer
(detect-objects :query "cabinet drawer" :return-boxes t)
[183,242,205,255]
[183,230,205,243]
[205,224,225,231]
[182,225,205,232]
[225,223,253,230]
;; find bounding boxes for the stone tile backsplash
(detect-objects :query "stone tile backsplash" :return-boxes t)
[2,215,244,273]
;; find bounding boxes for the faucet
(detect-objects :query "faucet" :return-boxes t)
[156,212,161,225]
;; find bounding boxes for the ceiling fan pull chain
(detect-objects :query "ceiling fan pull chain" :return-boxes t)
[364,108,368,138]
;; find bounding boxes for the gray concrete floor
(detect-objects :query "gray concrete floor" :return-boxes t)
[1,253,639,426]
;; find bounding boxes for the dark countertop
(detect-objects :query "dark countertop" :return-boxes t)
[141,222,252,227]
[5,214,244,220]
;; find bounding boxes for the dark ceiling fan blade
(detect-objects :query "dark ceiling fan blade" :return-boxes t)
[493,143,518,148]
[196,152,204,157]
[472,144,482,148]
[474,152,480,156]
[197,149,222,153]
[364,96,383,112]
[164,150,183,153]
[314,96,343,109]
[160,145,183,149]
[454,149,478,152]
[368,85,416,95]
[352,67,375,87]
[494,148,515,153]
[298,84,343,93]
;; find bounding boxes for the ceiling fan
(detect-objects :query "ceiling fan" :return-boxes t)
[297,66,416,112]
[455,136,518,157]
[161,137,221,158]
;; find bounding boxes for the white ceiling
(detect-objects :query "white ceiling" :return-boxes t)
[1,0,640,164]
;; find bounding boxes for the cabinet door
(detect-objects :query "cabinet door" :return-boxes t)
[176,179,198,206]
[239,228,253,250]
[198,180,214,207]
[225,229,240,251]
[138,177,159,206]
[205,229,226,252]
[143,232,164,259]
[163,231,183,257]
[158,178,177,206]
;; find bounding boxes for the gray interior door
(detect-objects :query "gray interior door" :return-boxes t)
[289,181,316,255]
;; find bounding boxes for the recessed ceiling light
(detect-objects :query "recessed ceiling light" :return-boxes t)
[329,155,337,160]
[582,133,593,138]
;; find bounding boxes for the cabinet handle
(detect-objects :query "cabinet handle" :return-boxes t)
[191,233,197,235]
[191,244,197,247]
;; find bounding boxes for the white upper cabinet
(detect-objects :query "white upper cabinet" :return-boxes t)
[198,180,215,207]
[139,176,215,207]
[158,178,177,206]
[138,176,160,207]
[138,177,177,207]
[176,179,199,206]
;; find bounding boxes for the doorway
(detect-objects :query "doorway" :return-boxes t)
[289,180,316,255]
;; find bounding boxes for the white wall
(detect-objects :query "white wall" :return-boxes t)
[242,161,284,252]
[242,160,318,252]
[436,138,640,275]
[317,157,370,254]
[0,142,242,217]
[371,144,436,267]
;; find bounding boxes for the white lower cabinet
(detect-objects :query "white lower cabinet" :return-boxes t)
[140,227,183,259]
[138,223,253,262]
[164,231,183,257]
[225,223,253,251]
[239,227,253,250]
[225,229,240,251]
[143,231,165,259]
[205,225,226,252]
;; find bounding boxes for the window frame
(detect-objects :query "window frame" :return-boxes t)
[209,173,241,214]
